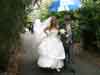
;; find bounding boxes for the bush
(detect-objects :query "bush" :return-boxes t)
[0,0,30,71]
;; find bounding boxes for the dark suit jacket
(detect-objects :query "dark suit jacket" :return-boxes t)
[58,24,68,45]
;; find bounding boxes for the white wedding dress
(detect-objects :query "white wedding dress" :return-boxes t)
[37,30,65,70]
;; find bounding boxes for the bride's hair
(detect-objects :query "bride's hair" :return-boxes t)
[48,16,58,30]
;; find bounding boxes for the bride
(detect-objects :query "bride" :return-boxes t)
[37,16,65,72]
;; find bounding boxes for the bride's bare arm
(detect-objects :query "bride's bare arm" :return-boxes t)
[44,27,49,35]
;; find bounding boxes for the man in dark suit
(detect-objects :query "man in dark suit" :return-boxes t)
[58,15,73,65]
[58,15,75,73]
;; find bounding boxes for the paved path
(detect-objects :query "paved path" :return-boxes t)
[20,32,100,75]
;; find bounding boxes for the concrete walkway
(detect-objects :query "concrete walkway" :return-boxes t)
[19,32,100,75]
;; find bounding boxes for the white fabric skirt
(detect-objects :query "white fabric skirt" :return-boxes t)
[37,36,65,69]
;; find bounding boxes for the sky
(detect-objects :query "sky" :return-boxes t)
[49,0,81,12]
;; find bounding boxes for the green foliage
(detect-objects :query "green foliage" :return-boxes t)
[0,0,32,69]
[79,0,100,50]
[79,0,100,31]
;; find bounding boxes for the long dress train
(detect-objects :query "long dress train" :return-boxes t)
[37,30,65,71]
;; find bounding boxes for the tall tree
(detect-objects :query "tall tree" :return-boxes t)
[79,0,100,51]
[0,0,36,72]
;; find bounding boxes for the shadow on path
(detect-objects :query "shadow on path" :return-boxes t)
[19,32,100,75]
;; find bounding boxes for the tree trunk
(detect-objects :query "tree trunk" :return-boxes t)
[80,29,97,51]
